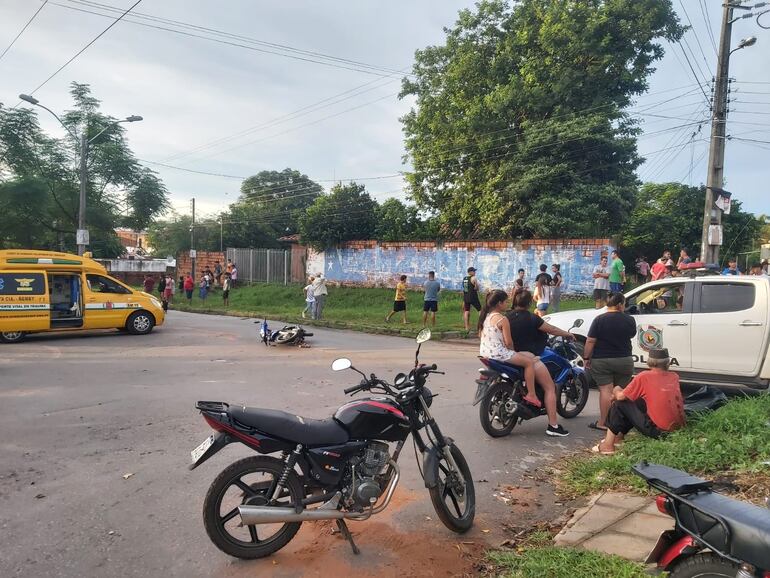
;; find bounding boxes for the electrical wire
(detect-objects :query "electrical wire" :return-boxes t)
[678,0,713,73]
[0,0,49,62]
[25,0,142,97]
[698,0,718,55]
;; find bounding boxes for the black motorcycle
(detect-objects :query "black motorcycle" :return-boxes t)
[635,462,770,578]
[190,328,475,559]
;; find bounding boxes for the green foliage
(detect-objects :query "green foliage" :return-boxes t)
[0,83,169,256]
[621,182,762,262]
[375,198,420,242]
[400,0,683,239]
[560,395,770,497]
[489,546,649,578]
[146,212,222,258]
[299,182,377,250]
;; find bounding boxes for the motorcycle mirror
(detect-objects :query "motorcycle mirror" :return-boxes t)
[416,328,432,344]
[394,373,407,387]
[331,358,352,372]
[572,319,584,329]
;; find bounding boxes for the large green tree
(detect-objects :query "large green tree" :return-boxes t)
[0,83,169,256]
[299,182,377,250]
[622,182,762,264]
[146,212,222,258]
[400,0,683,239]
[224,168,322,248]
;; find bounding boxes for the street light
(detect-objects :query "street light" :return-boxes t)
[731,35,757,54]
[18,94,142,256]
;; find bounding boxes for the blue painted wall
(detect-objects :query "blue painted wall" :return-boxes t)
[307,241,614,294]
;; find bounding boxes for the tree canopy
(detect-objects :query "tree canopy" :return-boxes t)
[299,182,378,250]
[0,83,169,256]
[400,0,683,239]
[621,182,762,264]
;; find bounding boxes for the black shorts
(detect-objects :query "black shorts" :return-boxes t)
[593,289,608,301]
[222,290,230,299]
[463,297,481,312]
[423,300,438,312]
[393,300,406,312]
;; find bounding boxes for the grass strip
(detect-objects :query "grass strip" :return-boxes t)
[558,395,770,498]
[489,546,649,578]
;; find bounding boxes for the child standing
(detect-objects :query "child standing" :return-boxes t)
[222,272,232,306]
[385,275,408,324]
[183,273,194,304]
[302,276,315,318]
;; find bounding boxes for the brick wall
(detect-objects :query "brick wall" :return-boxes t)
[176,251,226,281]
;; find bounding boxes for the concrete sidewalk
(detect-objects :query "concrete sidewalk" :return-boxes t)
[554,492,673,562]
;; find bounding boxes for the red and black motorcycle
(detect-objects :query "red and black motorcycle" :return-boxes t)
[635,462,770,578]
[189,329,475,559]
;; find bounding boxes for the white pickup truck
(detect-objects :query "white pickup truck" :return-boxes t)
[545,274,770,391]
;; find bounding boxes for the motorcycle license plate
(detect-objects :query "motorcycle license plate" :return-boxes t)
[191,434,215,464]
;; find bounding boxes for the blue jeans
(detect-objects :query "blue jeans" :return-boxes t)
[610,282,624,293]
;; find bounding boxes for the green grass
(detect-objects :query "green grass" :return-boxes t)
[489,546,649,578]
[560,395,770,497]
[171,283,594,337]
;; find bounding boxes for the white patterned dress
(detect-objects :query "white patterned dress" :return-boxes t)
[479,312,516,361]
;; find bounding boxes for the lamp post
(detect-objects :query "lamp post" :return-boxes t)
[18,94,142,256]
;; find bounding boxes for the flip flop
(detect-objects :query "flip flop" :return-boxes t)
[591,444,615,456]
[523,395,543,408]
[588,421,608,432]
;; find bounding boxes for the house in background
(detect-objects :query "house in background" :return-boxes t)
[115,228,152,258]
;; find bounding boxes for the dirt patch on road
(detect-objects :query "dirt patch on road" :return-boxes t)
[220,490,488,577]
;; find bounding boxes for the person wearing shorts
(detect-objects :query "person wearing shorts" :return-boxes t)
[462,267,481,331]
[222,273,232,306]
[422,271,440,327]
[583,292,637,432]
[386,275,408,324]
[534,264,552,317]
[592,255,610,309]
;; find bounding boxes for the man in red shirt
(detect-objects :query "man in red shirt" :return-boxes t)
[593,347,685,454]
[650,251,671,281]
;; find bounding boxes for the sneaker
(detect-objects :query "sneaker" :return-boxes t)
[546,424,570,437]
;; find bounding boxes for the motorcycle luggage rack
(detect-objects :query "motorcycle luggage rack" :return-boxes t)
[196,401,229,412]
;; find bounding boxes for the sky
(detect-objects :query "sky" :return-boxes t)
[0,0,768,220]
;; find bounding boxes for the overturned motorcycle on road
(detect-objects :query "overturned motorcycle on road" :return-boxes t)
[190,328,475,559]
[257,319,313,347]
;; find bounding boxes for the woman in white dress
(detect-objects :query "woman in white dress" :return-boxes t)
[478,289,541,408]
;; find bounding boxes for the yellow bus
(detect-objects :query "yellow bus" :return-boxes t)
[0,249,165,343]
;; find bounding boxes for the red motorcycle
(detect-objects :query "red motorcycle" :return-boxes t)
[634,462,770,578]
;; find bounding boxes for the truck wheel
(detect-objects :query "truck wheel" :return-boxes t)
[0,331,26,343]
[126,311,155,335]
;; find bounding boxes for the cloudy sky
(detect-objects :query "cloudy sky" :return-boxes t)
[1,0,768,219]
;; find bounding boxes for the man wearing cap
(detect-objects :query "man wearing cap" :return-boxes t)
[593,347,685,455]
[462,267,481,331]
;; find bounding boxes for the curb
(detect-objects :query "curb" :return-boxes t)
[170,305,478,342]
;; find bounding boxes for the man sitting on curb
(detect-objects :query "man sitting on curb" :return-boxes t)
[593,347,685,455]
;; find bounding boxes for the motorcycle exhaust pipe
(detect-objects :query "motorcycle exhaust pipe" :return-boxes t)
[238,461,399,526]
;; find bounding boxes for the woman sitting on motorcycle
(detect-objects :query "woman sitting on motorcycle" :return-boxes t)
[479,290,541,408]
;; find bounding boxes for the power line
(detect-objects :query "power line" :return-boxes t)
[26,0,142,97]
[698,0,719,55]
[0,0,49,63]
[678,0,713,72]
[674,41,711,105]
[49,0,407,78]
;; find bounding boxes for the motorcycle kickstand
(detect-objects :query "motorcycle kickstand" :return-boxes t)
[334,519,360,555]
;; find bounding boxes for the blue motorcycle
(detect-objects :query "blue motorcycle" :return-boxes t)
[473,321,589,437]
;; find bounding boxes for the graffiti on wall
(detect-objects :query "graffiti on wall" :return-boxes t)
[306,241,614,294]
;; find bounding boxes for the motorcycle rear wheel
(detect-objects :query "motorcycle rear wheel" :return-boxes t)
[203,456,304,559]
[667,553,738,577]
[556,372,589,419]
[479,381,518,437]
[427,443,475,533]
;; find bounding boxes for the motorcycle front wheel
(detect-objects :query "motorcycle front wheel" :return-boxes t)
[428,443,475,533]
[479,381,518,437]
[556,372,589,419]
[203,456,304,559]
[667,553,738,578]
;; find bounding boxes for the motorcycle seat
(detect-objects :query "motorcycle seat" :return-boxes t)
[681,491,770,570]
[229,406,349,446]
[481,357,525,375]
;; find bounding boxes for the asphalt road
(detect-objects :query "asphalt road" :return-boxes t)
[0,311,600,577]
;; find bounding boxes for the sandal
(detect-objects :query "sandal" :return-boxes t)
[588,421,608,432]
[591,443,615,456]
[523,395,542,408]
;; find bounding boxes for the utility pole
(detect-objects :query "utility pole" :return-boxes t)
[77,133,89,256]
[701,2,736,266]
[191,198,196,280]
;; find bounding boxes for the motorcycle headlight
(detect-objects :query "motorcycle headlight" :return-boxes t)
[421,386,434,408]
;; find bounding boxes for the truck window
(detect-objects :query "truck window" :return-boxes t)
[699,283,755,313]
[625,283,686,315]
[86,274,131,295]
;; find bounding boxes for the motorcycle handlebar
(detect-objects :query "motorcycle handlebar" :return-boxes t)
[344,384,364,395]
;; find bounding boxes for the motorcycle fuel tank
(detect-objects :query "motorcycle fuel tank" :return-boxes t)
[334,397,410,441]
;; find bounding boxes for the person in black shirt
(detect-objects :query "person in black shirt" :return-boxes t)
[462,267,481,331]
[507,290,575,437]
[551,263,563,312]
[583,292,637,431]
